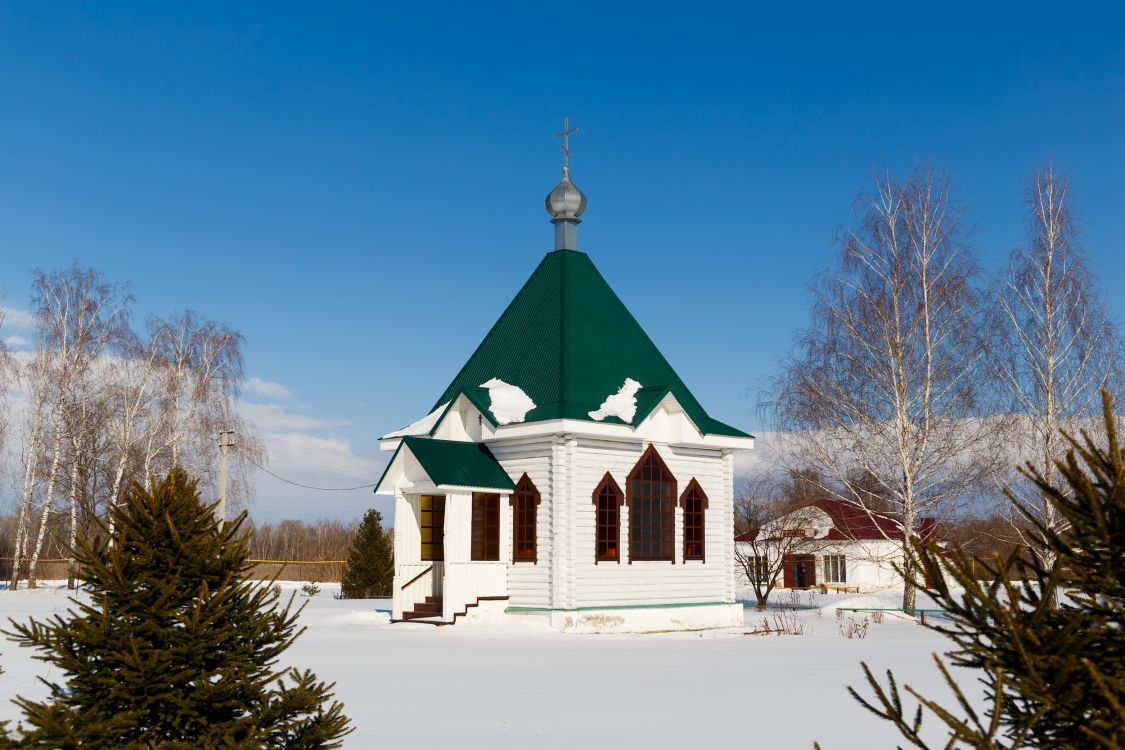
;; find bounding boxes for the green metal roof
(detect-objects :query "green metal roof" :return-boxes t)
[384,436,515,491]
[432,249,751,439]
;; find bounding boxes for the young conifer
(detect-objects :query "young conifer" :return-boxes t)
[0,664,10,749]
[6,468,352,749]
[340,509,394,599]
[842,390,1125,749]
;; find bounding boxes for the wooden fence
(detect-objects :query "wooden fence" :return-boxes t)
[0,558,349,584]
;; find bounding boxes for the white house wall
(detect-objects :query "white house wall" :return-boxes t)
[633,398,698,445]
[568,438,731,610]
[486,431,736,614]
[734,539,908,592]
[488,438,555,610]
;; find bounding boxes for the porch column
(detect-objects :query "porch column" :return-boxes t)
[442,492,472,563]
[394,490,419,565]
[499,493,512,564]
[392,491,423,621]
[441,492,472,620]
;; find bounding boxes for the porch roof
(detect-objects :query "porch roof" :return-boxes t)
[375,436,515,494]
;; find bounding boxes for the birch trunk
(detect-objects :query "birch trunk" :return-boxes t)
[143,427,158,492]
[28,407,65,589]
[66,402,85,589]
[9,387,45,591]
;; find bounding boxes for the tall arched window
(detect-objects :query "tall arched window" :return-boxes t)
[627,445,677,562]
[680,478,708,562]
[593,472,624,563]
[511,473,540,563]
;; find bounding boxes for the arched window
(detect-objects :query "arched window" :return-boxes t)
[511,473,540,563]
[593,472,624,563]
[627,445,676,562]
[680,478,708,562]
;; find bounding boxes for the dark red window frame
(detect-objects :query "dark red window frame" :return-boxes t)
[511,473,540,563]
[471,492,500,561]
[593,472,624,563]
[680,478,708,562]
[626,445,677,562]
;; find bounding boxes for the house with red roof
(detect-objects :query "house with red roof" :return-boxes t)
[734,498,939,592]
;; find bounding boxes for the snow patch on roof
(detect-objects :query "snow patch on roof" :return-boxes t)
[383,402,449,439]
[480,379,536,425]
[588,378,643,423]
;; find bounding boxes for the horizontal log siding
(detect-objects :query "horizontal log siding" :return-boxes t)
[489,440,554,609]
[571,439,729,608]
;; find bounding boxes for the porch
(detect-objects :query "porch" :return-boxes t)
[375,437,517,623]
[392,492,511,623]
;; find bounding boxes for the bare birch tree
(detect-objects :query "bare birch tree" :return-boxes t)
[734,473,820,607]
[20,265,130,588]
[144,311,262,512]
[103,327,166,534]
[766,166,1001,611]
[989,163,1124,569]
[6,268,262,587]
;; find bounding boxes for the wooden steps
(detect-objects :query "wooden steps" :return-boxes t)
[392,595,511,626]
[396,596,446,625]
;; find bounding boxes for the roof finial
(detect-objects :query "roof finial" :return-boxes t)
[545,117,588,251]
[555,117,579,173]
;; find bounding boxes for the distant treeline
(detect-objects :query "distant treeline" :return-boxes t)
[0,514,389,584]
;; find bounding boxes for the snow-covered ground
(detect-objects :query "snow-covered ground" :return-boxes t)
[0,583,982,748]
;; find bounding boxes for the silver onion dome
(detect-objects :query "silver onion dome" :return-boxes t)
[545,167,587,223]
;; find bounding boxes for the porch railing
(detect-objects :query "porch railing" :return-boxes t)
[393,562,439,620]
[399,565,433,591]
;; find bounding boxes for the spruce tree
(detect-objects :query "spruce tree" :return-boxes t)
[6,468,352,749]
[340,509,393,599]
[842,390,1125,749]
[0,664,10,750]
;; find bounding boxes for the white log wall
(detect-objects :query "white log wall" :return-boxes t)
[566,438,730,609]
[489,436,733,612]
[488,438,555,609]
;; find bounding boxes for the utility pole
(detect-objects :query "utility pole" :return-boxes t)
[218,429,235,527]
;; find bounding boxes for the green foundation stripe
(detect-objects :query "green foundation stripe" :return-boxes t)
[838,607,946,614]
[505,601,733,614]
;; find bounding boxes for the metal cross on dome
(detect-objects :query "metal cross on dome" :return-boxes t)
[555,117,578,170]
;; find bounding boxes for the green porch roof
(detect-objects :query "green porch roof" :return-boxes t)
[432,249,751,438]
[378,436,515,492]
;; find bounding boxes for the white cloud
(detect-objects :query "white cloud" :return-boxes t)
[3,335,29,349]
[245,376,293,401]
[0,307,35,331]
[261,431,376,481]
[248,430,389,523]
[232,384,383,520]
[239,402,349,431]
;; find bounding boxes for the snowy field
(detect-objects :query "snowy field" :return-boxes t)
[0,583,983,749]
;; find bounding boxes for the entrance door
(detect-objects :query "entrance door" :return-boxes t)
[783,554,816,588]
[419,495,445,598]
[420,495,446,562]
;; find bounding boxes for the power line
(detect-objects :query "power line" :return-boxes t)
[246,457,377,492]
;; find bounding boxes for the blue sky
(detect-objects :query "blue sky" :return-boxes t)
[1,2,1123,522]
